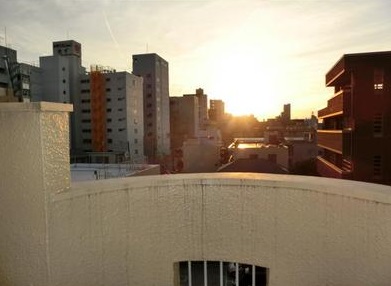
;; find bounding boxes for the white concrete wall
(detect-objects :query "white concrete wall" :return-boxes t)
[233,145,289,169]
[0,102,72,286]
[48,174,391,286]
[182,139,220,173]
[2,103,391,286]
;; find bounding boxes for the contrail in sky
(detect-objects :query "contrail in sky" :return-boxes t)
[102,10,127,68]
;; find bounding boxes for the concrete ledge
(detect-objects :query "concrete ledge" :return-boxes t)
[0,102,73,112]
[59,173,391,204]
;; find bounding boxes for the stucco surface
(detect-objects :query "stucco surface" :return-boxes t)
[0,103,71,286]
[2,103,391,286]
[50,174,391,286]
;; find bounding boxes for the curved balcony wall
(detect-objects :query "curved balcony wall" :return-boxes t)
[49,173,391,286]
[1,103,391,286]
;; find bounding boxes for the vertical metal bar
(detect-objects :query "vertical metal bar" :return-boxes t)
[188,261,192,286]
[235,263,239,286]
[204,261,208,286]
[220,261,223,286]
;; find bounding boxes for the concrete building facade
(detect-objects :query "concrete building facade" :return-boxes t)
[132,53,170,162]
[76,69,145,163]
[39,40,86,153]
[317,51,391,185]
[208,99,225,122]
[2,102,391,286]
[169,95,200,150]
[184,88,208,129]
[0,45,29,102]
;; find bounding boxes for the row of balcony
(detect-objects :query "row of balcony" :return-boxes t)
[325,55,346,86]
[318,89,350,119]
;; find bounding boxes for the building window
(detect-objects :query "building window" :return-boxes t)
[81,89,90,93]
[106,88,111,92]
[118,128,125,132]
[81,99,90,103]
[373,155,382,178]
[134,128,138,134]
[63,90,66,95]
[81,109,91,113]
[373,113,383,137]
[176,261,268,286]
[107,118,112,123]
[108,139,113,144]
[107,108,112,112]
[134,138,138,144]
[118,108,123,112]
[81,119,91,123]
[106,78,111,82]
[82,129,91,133]
[374,68,384,91]
[83,139,91,144]
[106,98,111,102]
[134,149,138,154]
[107,128,112,132]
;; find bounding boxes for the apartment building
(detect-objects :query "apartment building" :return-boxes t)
[132,53,170,163]
[208,99,225,122]
[317,51,391,185]
[169,95,199,150]
[38,40,86,153]
[0,45,30,102]
[184,88,208,129]
[76,68,145,163]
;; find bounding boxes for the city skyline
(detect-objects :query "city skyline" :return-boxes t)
[1,0,391,119]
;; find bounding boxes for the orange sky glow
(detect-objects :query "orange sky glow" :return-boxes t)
[1,0,391,120]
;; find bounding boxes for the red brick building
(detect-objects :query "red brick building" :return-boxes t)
[317,51,391,185]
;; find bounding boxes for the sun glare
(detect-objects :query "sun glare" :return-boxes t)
[208,45,281,119]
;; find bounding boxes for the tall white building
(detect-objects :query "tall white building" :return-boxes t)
[39,40,84,103]
[132,53,170,163]
[39,40,86,152]
[76,69,145,163]
[184,88,208,129]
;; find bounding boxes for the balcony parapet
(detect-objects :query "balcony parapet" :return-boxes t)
[326,55,346,86]
[317,130,343,154]
[318,89,348,119]
[317,156,343,178]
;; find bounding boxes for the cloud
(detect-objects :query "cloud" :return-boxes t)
[2,0,391,117]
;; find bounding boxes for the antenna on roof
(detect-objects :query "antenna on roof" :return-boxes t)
[4,26,7,47]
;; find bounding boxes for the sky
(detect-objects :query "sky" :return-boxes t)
[1,0,391,120]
